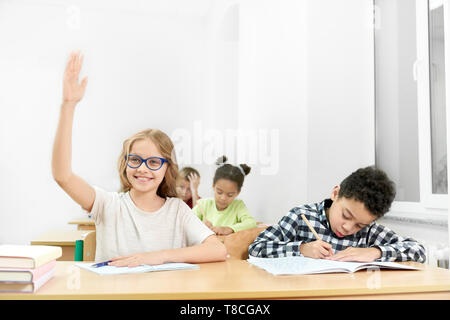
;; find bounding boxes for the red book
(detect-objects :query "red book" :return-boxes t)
[0,267,55,293]
[0,260,56,282]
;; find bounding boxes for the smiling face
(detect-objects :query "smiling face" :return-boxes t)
[125,138,168,195]
[327,186,377,238]
[213,178,240,211]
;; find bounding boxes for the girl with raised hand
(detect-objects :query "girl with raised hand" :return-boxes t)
[52,51,226,266]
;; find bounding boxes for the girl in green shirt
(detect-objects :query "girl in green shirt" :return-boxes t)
[192,156,257,235]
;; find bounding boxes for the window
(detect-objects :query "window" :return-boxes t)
[429,2,448,195]
[375,0,448,212]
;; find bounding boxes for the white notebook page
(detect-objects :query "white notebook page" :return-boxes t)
[247,256,420,275]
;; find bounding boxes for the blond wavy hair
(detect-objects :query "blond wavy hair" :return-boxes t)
[118,129,178,198]
[178,167,200,181]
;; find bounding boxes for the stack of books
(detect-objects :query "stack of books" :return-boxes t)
[0,244,62,293]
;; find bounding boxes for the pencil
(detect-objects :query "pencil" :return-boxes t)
[300,214,321,240]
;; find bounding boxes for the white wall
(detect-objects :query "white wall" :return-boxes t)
[306,0,375,202]
[0,0,214,244]
[0,0,375,245]
[201,0,375,225]
[235,0,308,224]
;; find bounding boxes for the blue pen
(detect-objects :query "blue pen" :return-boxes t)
[91,260,112,268]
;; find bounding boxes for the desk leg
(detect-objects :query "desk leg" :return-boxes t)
[58,247,75,261]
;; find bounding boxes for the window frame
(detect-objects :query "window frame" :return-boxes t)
[377,0,449,220]
[416,0,448,209]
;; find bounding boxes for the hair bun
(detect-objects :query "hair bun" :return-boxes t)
[215,155,228,166]
[239,164,251,176]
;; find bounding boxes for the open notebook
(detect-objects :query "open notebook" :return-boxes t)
[76,262,199,275]
[247,256,421,275]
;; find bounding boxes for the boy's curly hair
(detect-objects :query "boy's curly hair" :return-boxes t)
[338,166,396,218]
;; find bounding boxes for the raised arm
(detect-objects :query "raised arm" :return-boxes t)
[188,173,200,207]
[52,51,95,212]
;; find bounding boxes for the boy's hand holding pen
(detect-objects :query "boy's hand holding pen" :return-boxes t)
[300,214,334,259]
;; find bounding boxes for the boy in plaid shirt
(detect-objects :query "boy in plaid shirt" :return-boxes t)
[248,167,426,263]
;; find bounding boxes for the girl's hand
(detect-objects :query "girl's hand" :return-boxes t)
[203,219,213,229]
[109,252,167,268]
[187,173,200,195]
[63,51,88,104]
[325,247,381,262]
[188,173,200,207]
[212,226,234,236]
[300,240,334,259]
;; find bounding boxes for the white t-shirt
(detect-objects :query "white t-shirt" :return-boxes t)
[89,186,214,261]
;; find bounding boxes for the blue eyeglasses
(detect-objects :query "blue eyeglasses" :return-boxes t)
[125,155,168,171]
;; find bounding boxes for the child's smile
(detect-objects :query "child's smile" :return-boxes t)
[130,171,159,191]
[134,175,155,183]
[126,139,167,193]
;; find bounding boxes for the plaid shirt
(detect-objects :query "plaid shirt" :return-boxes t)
[248,199,426,263]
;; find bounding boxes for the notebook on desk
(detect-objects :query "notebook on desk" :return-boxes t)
[76,262,199,275]
[247,256,421,275]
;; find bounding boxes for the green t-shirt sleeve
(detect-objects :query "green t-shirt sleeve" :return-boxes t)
[229,200,257,233]
[192,204,202,220]
[192,199,210,221]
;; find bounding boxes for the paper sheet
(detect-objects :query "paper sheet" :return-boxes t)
[247,256,420,275]
[76,262,199,275]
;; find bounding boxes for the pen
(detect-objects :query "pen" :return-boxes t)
[300,214,321,240]
[91,260,112,268]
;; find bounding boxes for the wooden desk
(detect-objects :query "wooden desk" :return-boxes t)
[1,260,450,300]
[30,230,95,261]
[68,218,95,231]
